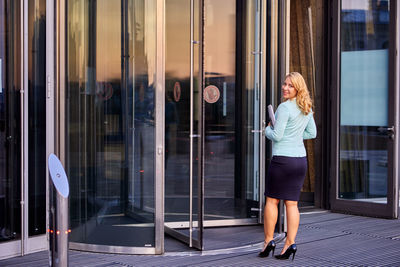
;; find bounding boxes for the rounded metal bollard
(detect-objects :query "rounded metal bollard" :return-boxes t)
[48,154,70,267]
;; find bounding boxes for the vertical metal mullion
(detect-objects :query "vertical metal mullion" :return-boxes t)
[21,0,28,256]
[155,0,165,254]
[389,0,399,218]
[121,0,129,213]
[189,0,194,248]
[279,0,290,82]
[269,0,278,108]
[199,0,204,250]
[258,0,267,224]
[253,0,260,204]
[329,0,340,213]
[395,0,400,219]
[57,0,67,163]
[46,0,56,254]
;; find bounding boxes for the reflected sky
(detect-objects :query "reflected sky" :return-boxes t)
[68,0,236,82]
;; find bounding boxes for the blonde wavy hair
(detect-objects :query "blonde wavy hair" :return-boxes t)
[284,72,313,115]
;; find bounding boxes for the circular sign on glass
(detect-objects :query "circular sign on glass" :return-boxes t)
[96,82,113,101]
[204,85,220,104]
[173,82,181,102]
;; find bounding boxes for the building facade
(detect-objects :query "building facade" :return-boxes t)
[0,0,399,259]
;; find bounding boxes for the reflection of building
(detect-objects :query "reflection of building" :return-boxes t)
[1,0,400,260]
[341,6,389,51]
[29,14,46,238]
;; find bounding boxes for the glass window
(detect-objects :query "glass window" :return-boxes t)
[28,0,46,238]
[339,0,390,202]
[0,0,22,244]
[164,0,192,224]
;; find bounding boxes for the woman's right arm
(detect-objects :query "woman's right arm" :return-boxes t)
[265,105,289,142]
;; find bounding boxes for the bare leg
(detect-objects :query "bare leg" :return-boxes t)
[280,200,299,254]
[263,197,280,245]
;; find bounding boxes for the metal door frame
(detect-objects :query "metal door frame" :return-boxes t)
[0,0,24,260]
[0,0,49,260]
[330,0,399,219]
[22,0,48,255]
[57,0,165,255]
[19,0,49,257]
[155,0,166,254]
[165,0,270,249]
[197,0,266,231]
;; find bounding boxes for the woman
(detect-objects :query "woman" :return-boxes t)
[259,72,317,260]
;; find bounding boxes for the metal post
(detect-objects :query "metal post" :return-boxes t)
[48,154,69,267]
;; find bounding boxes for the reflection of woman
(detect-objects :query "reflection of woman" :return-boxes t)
[165,91,179,166]
[259,72,317,260]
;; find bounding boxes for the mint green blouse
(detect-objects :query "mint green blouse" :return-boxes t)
[265,98,317,157]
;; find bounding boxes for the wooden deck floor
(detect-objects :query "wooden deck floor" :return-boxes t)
[1,211,400,266]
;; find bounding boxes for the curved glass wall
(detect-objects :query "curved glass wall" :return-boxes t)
[66,0,157,249]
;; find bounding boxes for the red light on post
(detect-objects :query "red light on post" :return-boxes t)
[140,170,144,173]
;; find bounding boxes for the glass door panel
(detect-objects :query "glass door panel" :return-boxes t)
[27,0,46,240]
[66,0,158,251]
[1,0,48,258]
[203,0,261,222]
[0,0,22,258]
[165,0,264,250]
[333,0,397,218]
[164,0,203,249]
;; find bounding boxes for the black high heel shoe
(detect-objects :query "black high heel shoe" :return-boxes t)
[258,240,276,258]
[275,244,297,260]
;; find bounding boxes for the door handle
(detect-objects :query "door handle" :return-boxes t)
[377,126,395,140]
[251,130,263,133]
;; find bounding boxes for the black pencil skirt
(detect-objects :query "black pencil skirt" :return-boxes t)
[264,156,307,201]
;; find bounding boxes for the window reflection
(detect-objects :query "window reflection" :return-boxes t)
[164,0,192,224]
[339,0,389,202]
[67,0,156,247]
[164,0,261,223]
[341,0,389,51]
[28,0,46,237]
[0,0,22,243]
